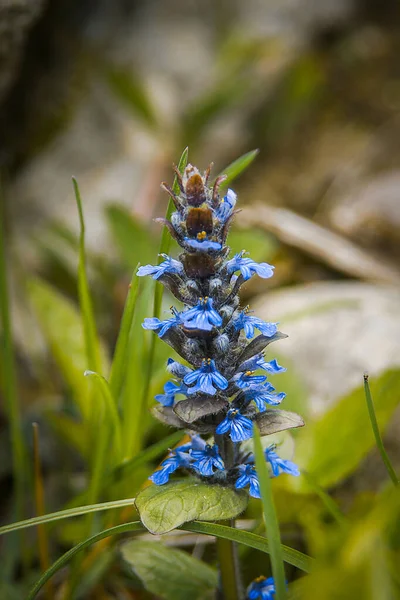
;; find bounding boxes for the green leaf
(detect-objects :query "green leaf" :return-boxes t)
[255,409,304,437]
[105,66,157,128]
[121,540,217,600]
[109,270,140,402]
[253,424,287,600]
[294,369,400,489]
[216,149,259,189]
[135,478,248,534]
[106,205,157,269]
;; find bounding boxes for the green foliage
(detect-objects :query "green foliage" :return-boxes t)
[294,369,400,490]
[121,540,218,600]
[136,478,248,534]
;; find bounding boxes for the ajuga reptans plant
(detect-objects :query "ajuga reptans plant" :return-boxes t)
[138,161,304,497]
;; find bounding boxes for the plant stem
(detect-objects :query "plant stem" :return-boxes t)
[216,520,242,600]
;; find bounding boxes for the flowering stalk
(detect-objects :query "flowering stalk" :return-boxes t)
[138,159,304,597]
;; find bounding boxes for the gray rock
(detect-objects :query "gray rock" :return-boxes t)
[253,281,400,416]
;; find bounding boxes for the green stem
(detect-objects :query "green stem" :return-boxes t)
[216,520,242,600]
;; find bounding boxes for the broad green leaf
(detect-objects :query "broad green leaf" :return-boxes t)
[294,369,400,489]
[228,228,277,263]
[136,478,248,534]
[105,66,157,128]
[106,205,157,269]
[216,149,259,189]
[253,424,287,600]
[109,270,140,402]
[27,277,108,421]
[121,540,217,600]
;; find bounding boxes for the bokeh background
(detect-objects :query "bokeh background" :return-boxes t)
[1,0,400,598]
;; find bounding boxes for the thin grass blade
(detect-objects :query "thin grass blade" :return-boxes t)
[253,424,287,600]
[84,371,123,463]
[72,177,103,375]
[215,149,259,189]
[27,518,313,599]
[141,148,188,410]
[364,374,399,486]
[109,269,140,401]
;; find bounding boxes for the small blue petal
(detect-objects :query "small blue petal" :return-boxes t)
[216,409,253,442]
[226,252,274,281]
[184,237,222,251]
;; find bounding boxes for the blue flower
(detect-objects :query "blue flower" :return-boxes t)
[149,444,192,485]
[191,444,225,476]
[233,312,278,339]
[184,358,228,396]
[215,189,237,222]
[247,576,276,600]
[235,464,260,498]
[233,371,267,389]
[155,381,188,407]
[137,254,184,280]
[226,251,274,281]
[142,309,182,337]
[181,297,222,331]
[239,356,286,375]
[244,384,286,411]
[184,234,222,251]
[216,409,253,442]
[265,446,300,477]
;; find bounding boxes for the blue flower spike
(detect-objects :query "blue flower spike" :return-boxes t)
[142,159,303,502]
[184,358,228,396]
[181,296,223,331]
[137,254,184,279]
[247,576,277,600]
[226,251,274,281]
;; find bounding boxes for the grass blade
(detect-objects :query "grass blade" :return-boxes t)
[183,522,313,573]
[72,177,103,376]
[364,374,399,486]
[27,519,313,599]
[84,371,123,463]
[0,498,137,537]
[109,269,140,402]
[301,471,347,526]
[215,149,259,189]
[253,424,287,600]
[141,147,188,409]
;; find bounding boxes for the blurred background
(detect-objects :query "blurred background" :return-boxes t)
[1,0,400,598]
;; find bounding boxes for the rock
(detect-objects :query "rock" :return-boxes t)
[253,281,400,416]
